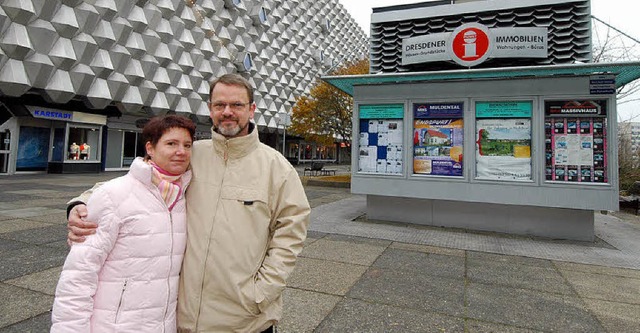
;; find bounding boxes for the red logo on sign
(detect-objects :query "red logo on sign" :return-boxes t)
[448,24,492,67]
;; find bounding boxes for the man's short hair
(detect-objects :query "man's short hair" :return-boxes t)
[209,74,254,103]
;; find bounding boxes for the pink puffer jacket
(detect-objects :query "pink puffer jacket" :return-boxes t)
[51,158,191,333]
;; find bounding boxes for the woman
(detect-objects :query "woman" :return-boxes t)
[51,115,195,332]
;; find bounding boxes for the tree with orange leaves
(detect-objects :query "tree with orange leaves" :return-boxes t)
[289,58,369,151]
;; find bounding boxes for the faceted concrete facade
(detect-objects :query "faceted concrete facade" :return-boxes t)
[0,0,368,128]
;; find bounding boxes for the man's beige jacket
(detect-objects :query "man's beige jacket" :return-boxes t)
[177,127,310,332]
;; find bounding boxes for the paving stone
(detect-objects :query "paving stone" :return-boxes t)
[4,199,69,209]
[0,238,28,254]
[287,257,367,296]
[559,269,640,304]
[306,230,328,239]
[348,267,465,316]
[278,288,342,333]
[4,190,61,195]
[468,251,555,268]
[582,298,640,333]
[304,187,350,200]
[0,219,51,234]
[0,207,66,219]
[315,298,464,333]
[0,203,20,210]
[24,212,68,225]
[465,319,545,332]
[373,248,465,279]
[390,242,466,257]
[307,192,353,208]
[466,282,605,332]
[0,312,52,333]
[0,194,31,202]
[554,261,640,279]
[467,257,575,295]
[0,224,68,245]
[0,283,53,328]
[43,240,70,250]
[0,246,68,281]
[300,234,389,266]
[5,266,62,296]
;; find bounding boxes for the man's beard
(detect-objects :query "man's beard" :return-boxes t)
[217,119,248,138]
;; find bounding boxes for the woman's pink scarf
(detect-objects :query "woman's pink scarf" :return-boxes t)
[148,161,183,211]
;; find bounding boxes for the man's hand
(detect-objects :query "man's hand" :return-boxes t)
[67,204,97,245]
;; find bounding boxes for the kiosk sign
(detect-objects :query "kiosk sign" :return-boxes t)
[402,23,548,67]
[449,24,492,67]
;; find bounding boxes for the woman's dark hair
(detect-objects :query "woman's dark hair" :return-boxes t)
[142,115,196,159]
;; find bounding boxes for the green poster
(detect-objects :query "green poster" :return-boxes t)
[359,104,404,119]
[476,101,532,118]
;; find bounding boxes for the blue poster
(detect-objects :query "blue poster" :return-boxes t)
[414,102,464,119]
[17,127,50,170]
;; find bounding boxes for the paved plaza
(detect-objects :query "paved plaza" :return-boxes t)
[0,168,639,332]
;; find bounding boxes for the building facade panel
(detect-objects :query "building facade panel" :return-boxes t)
[0,0,368,174]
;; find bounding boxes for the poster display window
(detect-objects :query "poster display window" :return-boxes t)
[412,102,464,177]
[358,104,404,175]
[475,101,532,181]
[544,100,607,183]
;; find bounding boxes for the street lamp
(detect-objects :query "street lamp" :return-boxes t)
[274,112,291,155]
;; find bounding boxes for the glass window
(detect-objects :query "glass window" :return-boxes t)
[122,131,138,167]
[67,126,100,161]
[412,102,464,177]
[259,7,268,24]
[475,101,532,181]
[544,100,608,183]
[357,104,404,175]
[51,127,65,162]
[17,126,50,171]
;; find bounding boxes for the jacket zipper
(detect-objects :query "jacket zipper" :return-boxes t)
[223,140,229,161]
[162,213,173,333]
[115,279,128,323]
[195,140,229,330]
[151,183,174,333]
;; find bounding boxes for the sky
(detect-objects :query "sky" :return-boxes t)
[336,0,640,122]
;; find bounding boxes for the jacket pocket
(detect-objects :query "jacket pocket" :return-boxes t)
[114,279,128,323]
[238,278,261,316]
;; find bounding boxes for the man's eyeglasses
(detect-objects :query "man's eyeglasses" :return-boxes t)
[209,102,251,112]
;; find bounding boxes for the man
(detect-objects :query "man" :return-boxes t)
[67,74,311,332]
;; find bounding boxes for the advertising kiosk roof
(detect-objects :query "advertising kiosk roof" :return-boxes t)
[322,61,640,96]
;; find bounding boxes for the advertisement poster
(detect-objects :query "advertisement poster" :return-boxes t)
[476,119,531,180]
[16,126,50,171]
[358,118,403,175]
[413,102,464,176]
[544,100,607,183]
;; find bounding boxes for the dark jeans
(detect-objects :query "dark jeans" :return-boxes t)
[260,326,275,333]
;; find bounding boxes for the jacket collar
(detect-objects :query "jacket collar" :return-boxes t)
[210,122,259,160]
[128,157,192,190]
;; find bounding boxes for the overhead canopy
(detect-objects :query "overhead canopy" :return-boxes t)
[322,61,640,96]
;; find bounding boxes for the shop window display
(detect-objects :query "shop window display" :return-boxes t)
[67,127,99,161]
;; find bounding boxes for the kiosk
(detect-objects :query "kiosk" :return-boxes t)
[322,0,640,241]
[325,62,640,241]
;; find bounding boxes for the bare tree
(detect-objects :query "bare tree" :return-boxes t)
[591,16,640,122]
